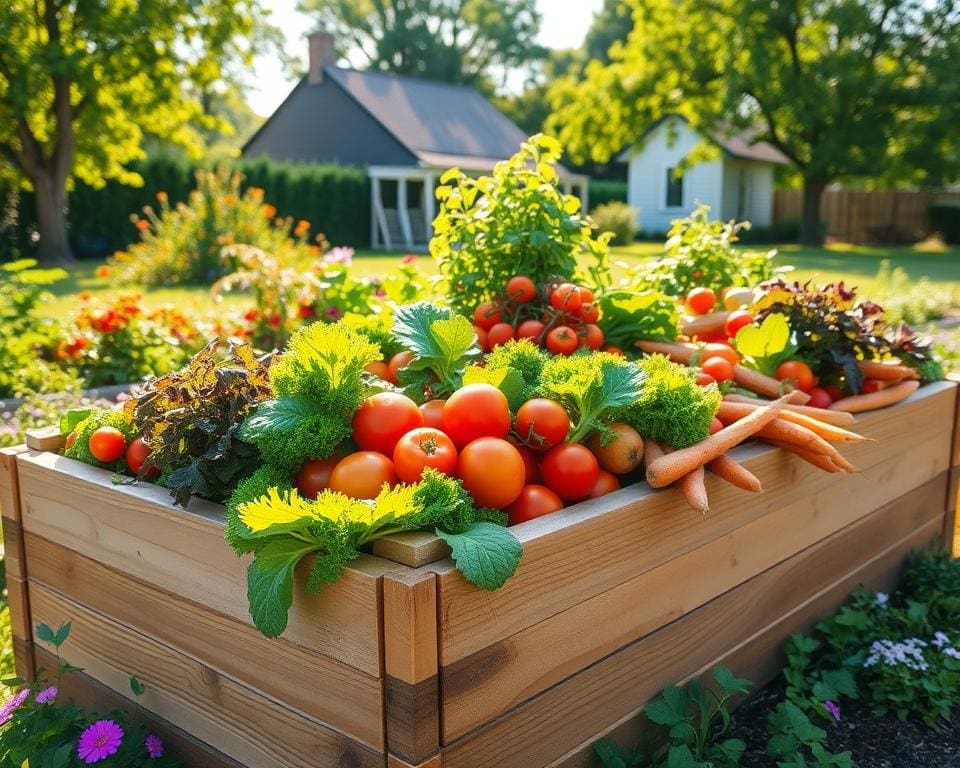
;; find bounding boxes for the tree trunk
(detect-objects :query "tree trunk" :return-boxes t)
[32,169,75,265]
[799,177,827,246]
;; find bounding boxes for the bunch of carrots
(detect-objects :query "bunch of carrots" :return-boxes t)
[632,340,920,514]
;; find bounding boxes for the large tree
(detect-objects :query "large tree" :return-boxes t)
[548,0,960,244]
[297,0,545,91]
[0,0,274,264]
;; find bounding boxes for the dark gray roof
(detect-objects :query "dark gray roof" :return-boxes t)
[616,115,789,164]
[324,66,529,165]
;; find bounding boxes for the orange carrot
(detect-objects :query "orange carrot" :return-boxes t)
[645,395,794,488]
[678,465,710,513]
[723,393,858,427]
[829,380,920,413]
[753,420,857,471]
[768,440,842,473]
[680,311,730,338]
[858,360,919,381]
[636,340,696,364]
[706,454,762,492]
[717,401,867,443]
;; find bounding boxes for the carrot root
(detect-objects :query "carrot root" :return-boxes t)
[717,401,867,443]
[858,360,920,381]
[680,311,730,339]
[678,465,710,513]
[706,454,762,493]
[829,380,920,413]
[724,393,858,427]
[769,440,842,473]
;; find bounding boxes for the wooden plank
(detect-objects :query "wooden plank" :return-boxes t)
[388,757,442,768]
[6,573,31,641]
[34,647,245,768]
[438,444,951,741]
[0,445,29,580]
[439,476,946,767]
[12,636,35,683]
[947,465,959,558]
[30,583,384,768]
[384,571,440,766]
[374,532,451,568]
[24,532,386,751]
[434,390,954,667]
[550,514,942,768]
[16,450,390,676]
[25,426,65,453]
[948,372,960,466]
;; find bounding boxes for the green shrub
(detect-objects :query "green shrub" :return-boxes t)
[873,259,960,325]
[590,201,638,244]
[929,201,960,244]
[589,179,628,208]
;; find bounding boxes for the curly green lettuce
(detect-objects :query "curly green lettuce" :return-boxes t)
[63,408,137,469]
[486,338,549,402]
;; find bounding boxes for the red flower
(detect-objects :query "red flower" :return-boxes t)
[135,219,150,232]
[402,255,416,265]
[95,266,110,279]
[298,304,315,319]
[267,312,282,328]
[243,309,259,323]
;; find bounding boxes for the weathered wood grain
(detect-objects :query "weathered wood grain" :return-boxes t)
[0,445,28,580]
[30,583,385,768]
[388,756,442,768]
[439,476,946,767]
[24,531,386,750]
[6,573,31,641]
[948,373,960,467]
[24,426,65,453]
[16,450,391,676]
[12,636,35,682]
[374,531,451,567]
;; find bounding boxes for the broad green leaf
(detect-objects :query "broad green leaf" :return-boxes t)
[52,621,71,648]
[598,289,679,346]
[391,301,453,359]
[430,316,479,367]
[593,738,628,768]
[462,365,527,411]
[818,669,857,699]
[239,397,313,442]
[734,314,795,375]
[35,622,56,644]
[436,522,522,590]
[644,685,689,727]
[246,538,321,638]
[60,408,93,437]
[714,665,752,695]
[130,675,146,697]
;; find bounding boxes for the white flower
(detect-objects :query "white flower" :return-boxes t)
[863,638,930,672]
[933,632,950,649]
[874,592,889,608]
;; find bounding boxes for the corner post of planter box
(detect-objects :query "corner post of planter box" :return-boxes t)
[0,446,35,681]
[947,373,960,557]
[383,569,442,768]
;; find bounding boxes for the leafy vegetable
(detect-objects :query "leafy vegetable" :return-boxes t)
[241,322,381,470]
[123,340,271,507]
[462,365,528,412]
[63,408,137,469]
[390,301,481,400]
[339,311,403,359]
[733,313,797,376]
[615,354,721,449]
[538,351,647,444]
[598,289,679,348]
[485,338,550,403]
[227,469,518,637]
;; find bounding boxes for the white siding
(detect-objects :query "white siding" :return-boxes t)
[748,162,775,226]
[720,157,775,226]
[625,119,723,234]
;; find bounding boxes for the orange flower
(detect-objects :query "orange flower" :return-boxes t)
[136,219,150,232]
[156,191,168,203]
[225,194,238,205]
[262,204,277,218]
[309,245,321,255]
[244,224,255,236]
[247,187,264,200]
[80,291,92,301]
[294,219,310,236]
[96,266,110,279]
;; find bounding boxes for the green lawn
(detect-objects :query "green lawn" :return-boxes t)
[36,242,960,319]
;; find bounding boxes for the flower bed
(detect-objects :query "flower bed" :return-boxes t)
[0,380,957,768]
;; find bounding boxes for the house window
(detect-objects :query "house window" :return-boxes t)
[665,167,683,208]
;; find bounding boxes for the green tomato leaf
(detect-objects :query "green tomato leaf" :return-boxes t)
[462,365,527,411]
[246,538,321,638]
[436,522,522,590]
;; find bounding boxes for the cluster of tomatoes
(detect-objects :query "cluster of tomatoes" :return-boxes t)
[292,383,642,526]
[66,426,158,478]
[470,276,617,356]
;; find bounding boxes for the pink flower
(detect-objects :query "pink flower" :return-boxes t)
[824,700,841,722]
[322,246,354,266]
[402,254,416,265]
[0,688,30,724]
[325,307,342,320]
[77,720,124,763]
[145,733,164,759]
[35,685,58,704]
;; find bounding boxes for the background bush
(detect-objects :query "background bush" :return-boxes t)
[0,155,370,260]
[588,179,628,208]
[590,200,638,244]
[929,201,960,244]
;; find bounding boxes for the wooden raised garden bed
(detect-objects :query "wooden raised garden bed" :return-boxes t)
[2,381,959,768]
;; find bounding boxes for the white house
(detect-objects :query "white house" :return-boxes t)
[617,116,789,233]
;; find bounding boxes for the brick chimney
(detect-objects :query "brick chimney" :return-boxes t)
[307,29,336,85]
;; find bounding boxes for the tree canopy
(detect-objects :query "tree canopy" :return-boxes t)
[0,0,278,262]
[298,0,545,91]
[547,0,960,242]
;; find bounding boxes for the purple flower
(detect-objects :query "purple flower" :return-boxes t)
[1,411,12,420]
[145,733,164,759]
[77,720,124,763]
[0,688,30,724]
[35,685,58,704]
[824,700,841,722]
[325,307,342,320]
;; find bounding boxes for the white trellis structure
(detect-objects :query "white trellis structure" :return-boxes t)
[369,165,590,251]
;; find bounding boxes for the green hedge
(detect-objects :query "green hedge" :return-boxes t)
[588,180,628,209]
[0,155,370,259]
[929,201,960,244]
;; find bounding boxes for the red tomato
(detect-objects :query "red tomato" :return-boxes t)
[709,418,724,435]
[294,457,338,499]
[89,427,127,463]
[474,325,489,351]
[587,470,621,499]
[457,437,525,508]
[506,276,537,304]
[515,398,571,450]
[701,342,739,366]
[473,301,502,330]
[507,484,564,525]
[725,310,754,338]
[365,360,393,383]
[515,444,541,484]
[861,379,884,394]
[578,287,595,305]
[388,351,415,381]
[516,319,546,343]
[702,357,734,383]
[419,399,446,430]
[545,326,578,356]
[578,302,600,324]
[550,283,582,312]
[695,371,716,387]
[824,384,845,402]
[329,452,397,499]
[806,387,833,409]
[603,345,625,357]
[487,322,516,348]
[352,392,424,456]
[442,384,511,448]
[776,360,816,393]
[125,436,159,478]
[580,324,604,350]
[393,428,458,483]
[685,287,717,315]
[540,443,600,501]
